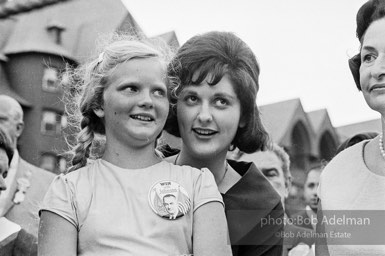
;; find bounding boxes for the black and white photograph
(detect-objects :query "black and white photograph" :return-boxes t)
[0,0,384,255]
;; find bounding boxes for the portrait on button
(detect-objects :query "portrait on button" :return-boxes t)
[148,181,191,220]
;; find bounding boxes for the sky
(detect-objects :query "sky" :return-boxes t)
[121,0,379,127]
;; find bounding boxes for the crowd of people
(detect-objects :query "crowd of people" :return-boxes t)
[0,0,385,255]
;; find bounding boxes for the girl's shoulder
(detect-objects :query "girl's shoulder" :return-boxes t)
[164,160,211,177]
[41,161,100,229]
[60,159,101,187]
[161,161,217,192]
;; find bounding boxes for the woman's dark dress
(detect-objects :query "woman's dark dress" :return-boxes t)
[224,160,284,256]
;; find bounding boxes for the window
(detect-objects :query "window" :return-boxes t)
[60,114,67,129]
[41,110,63,135]
[39,153,67,174]
[39,153,56,173]
[46,21,65,45]
[42,68,59,92]
[61,72,70,86]
[58,157,67,173]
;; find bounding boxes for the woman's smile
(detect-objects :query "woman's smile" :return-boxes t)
[370,83,385,92]
[192,128,218,137]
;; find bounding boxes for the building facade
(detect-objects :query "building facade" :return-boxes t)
[0,0,146,173]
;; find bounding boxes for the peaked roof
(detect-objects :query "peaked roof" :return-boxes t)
[336,118,382,141]
[0,0,70,19]
[0,18,16,50]
[155,31,180,49]
[259,98,303,142]
[116,10,143,36]
[0,0,141,63]
[3,22,75,60]
[307,109,328,132]
[307,108,339,156]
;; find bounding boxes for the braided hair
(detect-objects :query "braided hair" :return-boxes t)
[63,33,175,172]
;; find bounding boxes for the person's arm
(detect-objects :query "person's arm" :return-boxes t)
[315,200,330,256]
[38,211,77,256]
[193,201,232,256]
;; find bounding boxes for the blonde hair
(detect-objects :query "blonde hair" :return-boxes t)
[63,33,175,172]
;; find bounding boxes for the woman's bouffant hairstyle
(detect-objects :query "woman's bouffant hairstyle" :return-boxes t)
[0,128,13,166]
[349,0,385,90]
[63,33,175,172]
[165,31,269,153]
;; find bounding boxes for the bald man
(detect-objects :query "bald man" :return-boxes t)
[0,95,54,256]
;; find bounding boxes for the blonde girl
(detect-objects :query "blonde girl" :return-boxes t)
[38,35,231,256]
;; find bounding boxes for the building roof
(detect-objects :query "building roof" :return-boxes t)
[336,118,382,142]
[0,0,140,63]
[154,31,180,49]
[3,28,75,60]
[307,109,328,132]
[307,108,340,159]
[0,17,16,50]
[116,11,143,36]
[0,0,70,19]
[259,98,303,142]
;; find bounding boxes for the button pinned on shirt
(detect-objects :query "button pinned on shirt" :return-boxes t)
[148,180,191,220]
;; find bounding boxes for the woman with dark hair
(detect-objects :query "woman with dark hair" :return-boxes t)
[165,31,284,256]
[316,0,385,255]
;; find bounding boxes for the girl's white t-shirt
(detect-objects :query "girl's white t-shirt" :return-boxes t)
[40,159,224,256]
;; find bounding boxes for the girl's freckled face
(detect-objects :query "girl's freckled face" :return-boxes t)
[98,58,169,147]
